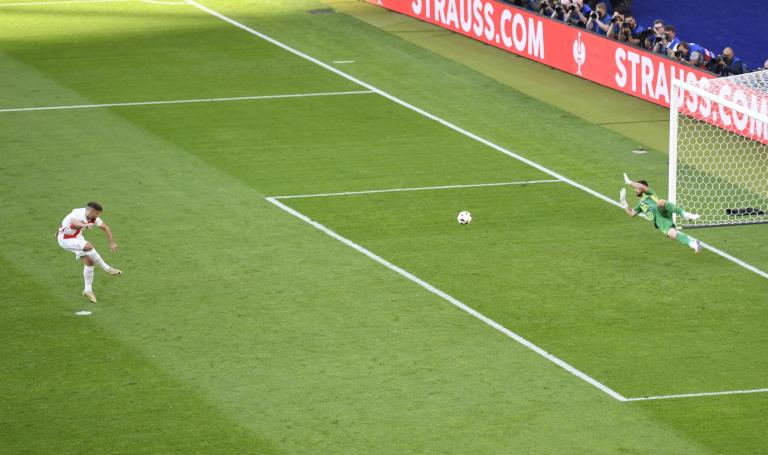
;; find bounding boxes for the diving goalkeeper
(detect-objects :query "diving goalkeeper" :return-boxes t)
[619,173,702,253]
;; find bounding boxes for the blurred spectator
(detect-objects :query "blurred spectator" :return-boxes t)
[707,47,748,76]
[763,59,768,71]
[616,15,643,46]
[652,24,680,57]
[643,19,665,50]
[543,0,580,23]
[537,0,556,16]
[586,2,611,35]
[563,0,591,27]
[674,41,716,68]
[605,9,626,39]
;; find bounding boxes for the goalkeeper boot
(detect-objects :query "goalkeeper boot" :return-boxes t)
[692,240,702,254]
[683,212,700,221]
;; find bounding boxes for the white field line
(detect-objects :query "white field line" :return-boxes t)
[0,91,374,114]
[625,388,768,402]
[273,179,562,200]
[698,241,768,280]
[0,0,126,6]
[266,196,629,402]
[333,60,355,64]
[186,0,768,283]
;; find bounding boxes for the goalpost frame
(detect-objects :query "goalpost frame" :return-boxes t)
[669,78,768,228]
[668,80,680,224]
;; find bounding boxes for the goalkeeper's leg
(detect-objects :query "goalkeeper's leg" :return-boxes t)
[666,227,702,253]
[660,199,700,221]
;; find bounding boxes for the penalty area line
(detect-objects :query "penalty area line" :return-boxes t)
[266,196,629,402]
[0,90,375,113]
[186,0,768,283]
[625,387,768,401]
[272,179,563,200]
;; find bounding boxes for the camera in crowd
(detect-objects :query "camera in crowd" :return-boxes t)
[537,0,556,13]
[609,10,626,25]
[709,54,732,71]
[538,0,583,18]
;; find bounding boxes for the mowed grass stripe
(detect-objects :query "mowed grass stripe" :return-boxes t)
[0,258,277,454]
[0,0,362,107]
[1,0,766,453]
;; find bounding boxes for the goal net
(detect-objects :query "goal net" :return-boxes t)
[669,71,768,228]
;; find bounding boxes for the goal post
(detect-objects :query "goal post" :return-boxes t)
[669,72,768,228]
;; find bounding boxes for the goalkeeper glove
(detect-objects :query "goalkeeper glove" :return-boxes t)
[623,173,632,185]
[619,188,628,208]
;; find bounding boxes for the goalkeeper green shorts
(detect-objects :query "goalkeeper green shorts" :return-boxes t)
[655,214,677,236]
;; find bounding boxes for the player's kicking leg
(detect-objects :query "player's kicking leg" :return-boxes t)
[81,242,121,303]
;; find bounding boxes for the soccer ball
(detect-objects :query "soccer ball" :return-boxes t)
[457,211,472,225]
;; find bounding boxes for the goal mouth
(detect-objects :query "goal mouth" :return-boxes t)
[669,73,768,229]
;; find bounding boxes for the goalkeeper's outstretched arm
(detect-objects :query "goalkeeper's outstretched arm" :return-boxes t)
[619,187,638,217]
[623,173,648,193]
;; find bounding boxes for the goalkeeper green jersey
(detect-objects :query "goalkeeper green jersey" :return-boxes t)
[633,187,664,224]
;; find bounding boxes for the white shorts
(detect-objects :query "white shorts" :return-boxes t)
[58,235,89,259]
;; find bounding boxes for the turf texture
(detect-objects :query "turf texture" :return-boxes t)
[1,0,767,453]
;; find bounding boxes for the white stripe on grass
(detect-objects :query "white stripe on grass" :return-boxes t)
[273,179,563,200]
[0,91,375,113]
[625,388,768,402]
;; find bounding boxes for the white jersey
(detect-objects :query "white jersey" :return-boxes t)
[58,208,103,239]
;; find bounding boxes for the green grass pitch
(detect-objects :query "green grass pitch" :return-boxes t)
[1,0,767,453]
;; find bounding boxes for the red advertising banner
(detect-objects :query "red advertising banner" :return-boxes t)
[365,0,768,144]
[678,77,768,144]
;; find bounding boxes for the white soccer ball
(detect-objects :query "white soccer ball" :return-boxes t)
[457,210,472,225]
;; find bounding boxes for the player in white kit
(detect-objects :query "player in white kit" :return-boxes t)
[57,202,122,303]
